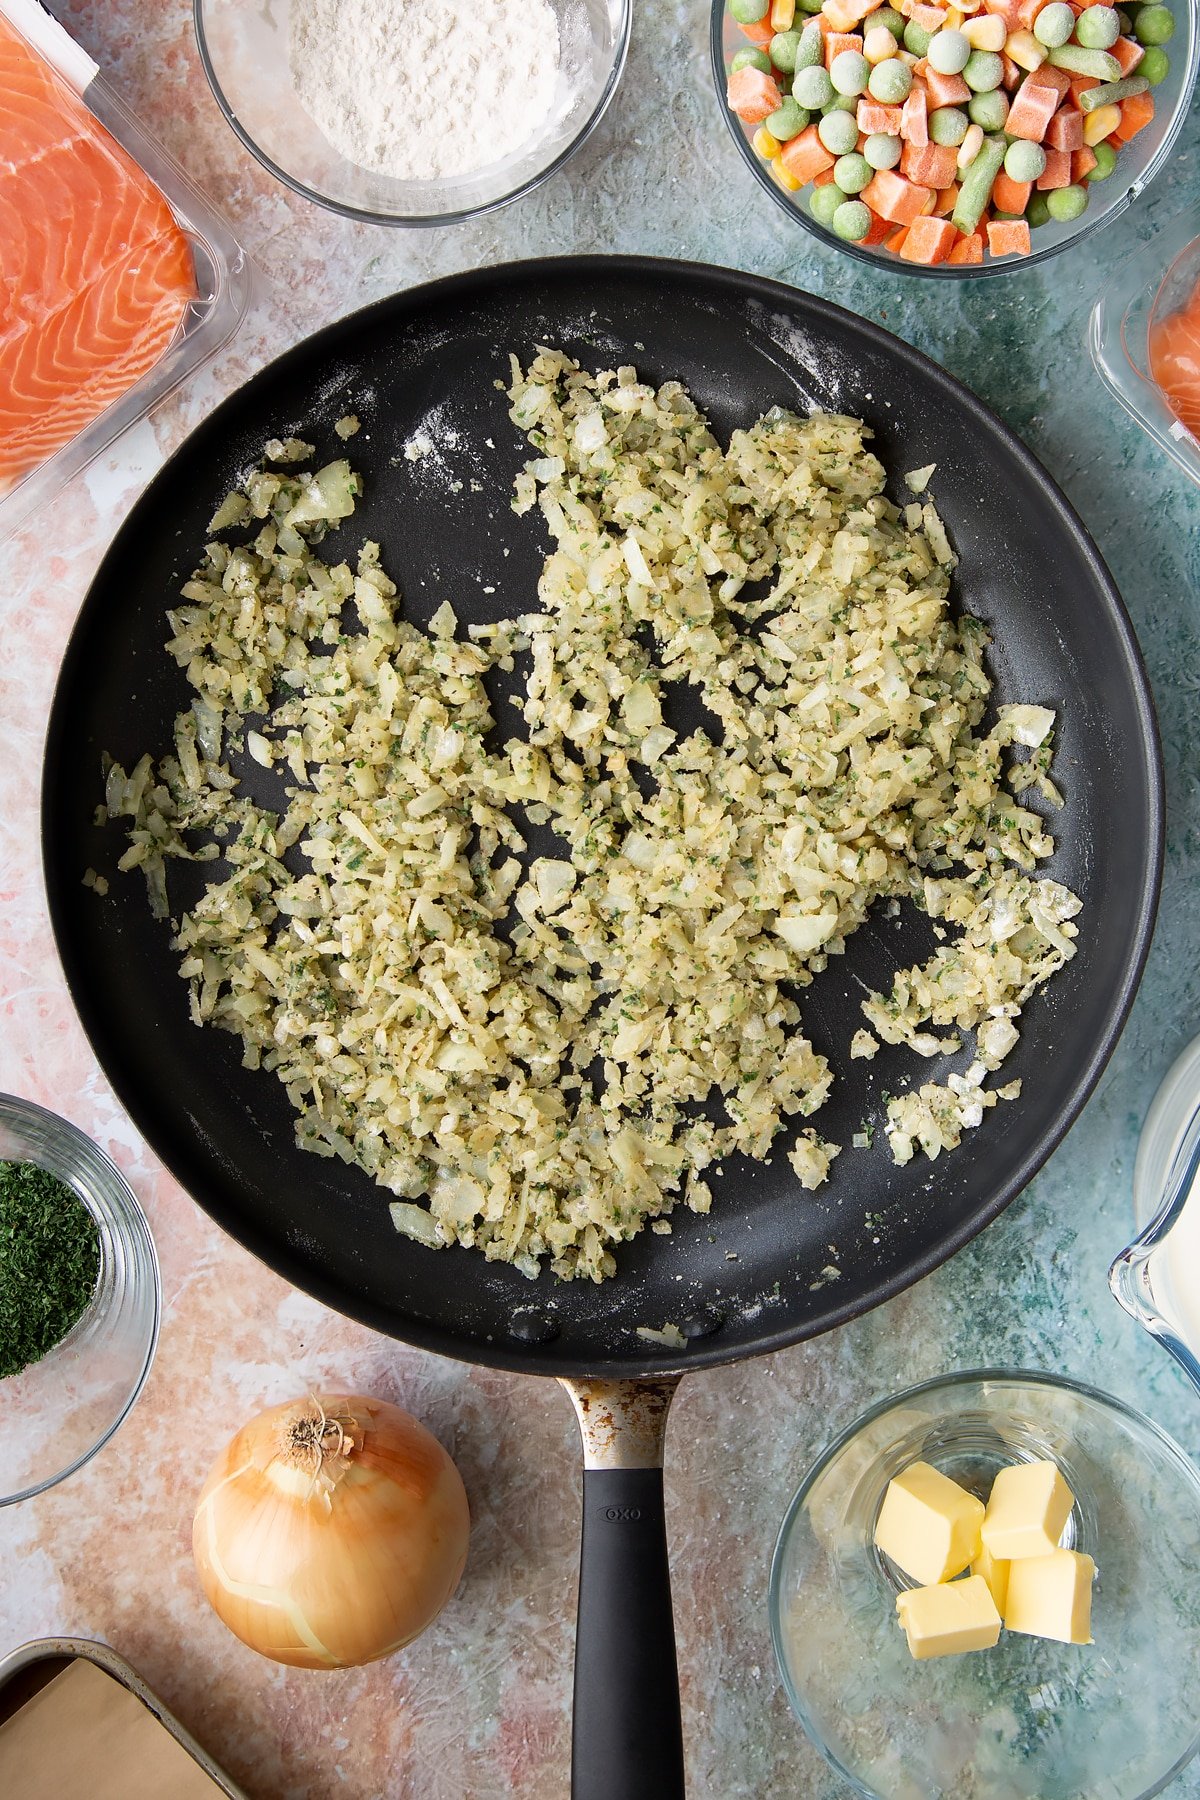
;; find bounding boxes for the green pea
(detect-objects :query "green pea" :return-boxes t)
[797,0,826,14]
[929,105,969,145]
[831,48,871,93]
[903,19,933,54]
[730,46,773,73]
[928,27,972,73]
[766,98,810,137]
[818,106,861,152]
[864,130,903,167]
[834,150,873,192]
[824,92,860,110]
[1135,3,1174,41]
[865,5,907,36]
[1034,1,1076,43]
[868,56,913,100]
[810,183,845,227]
[1087,138,1119,177]
[968,88,1009,128]
[1046,181,1090,219]
[794,64,835,108]
[729,0,770,21]
[1075,4,1120,46]
[1027,191,1052,225]
[991,209,1023,220]
[832,199,873,240]
[795,21,826,68]
[963,49,1004,90]
[1004,138,1047,180]
[1139,43,1171,79]
[770,29,804,70]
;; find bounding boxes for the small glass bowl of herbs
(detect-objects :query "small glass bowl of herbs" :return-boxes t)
[0,1094,159,1504]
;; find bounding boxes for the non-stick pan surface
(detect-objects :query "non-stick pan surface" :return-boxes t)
[42,258,1162,1379]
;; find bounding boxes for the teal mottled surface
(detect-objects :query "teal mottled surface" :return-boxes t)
[0,2,1199,1795]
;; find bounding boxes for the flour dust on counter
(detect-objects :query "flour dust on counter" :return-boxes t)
[288,0,562,181]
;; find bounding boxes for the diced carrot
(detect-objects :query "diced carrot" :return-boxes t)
[986,218,1032,256]
[922,65,972,105]
[727,66,784,122]
[779,123,838,182]
[1028,63,1072,97]
[1005,80,1060,138]
[885,225,910,252]
[1071,144,1098,179]
[1036,146,1072,187]
[948,229,985,263]
[857,130,869,150]
[932,182,960,214]
[821,0,882,30]
[1068,74,1099,103]
[901,139,959,185]
[813,164,839,184]
[899,214,958,262]
[908,1,949,27]
[1112,88,1155,140]
[991,170,1032,211]
[814,10,837,28]
[1111,35,1145,74]
[982,0,1022,26]
[1001,53,1022,87]
[863,167,935,222]
[739,18,777,45]
[901,87,929,145]
[863,208,894,243]
[857,99,904,132]
[1046,105,1084,150]
[825,29,864,65]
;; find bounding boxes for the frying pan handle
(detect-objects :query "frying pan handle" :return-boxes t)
[562,1377,685,1800]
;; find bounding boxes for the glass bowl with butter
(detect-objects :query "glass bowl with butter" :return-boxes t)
[770,1370,1200,1799]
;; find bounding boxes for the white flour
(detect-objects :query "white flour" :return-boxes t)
[288,0,561,182]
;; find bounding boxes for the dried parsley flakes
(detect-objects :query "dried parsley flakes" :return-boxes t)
[0,1161,100,1379]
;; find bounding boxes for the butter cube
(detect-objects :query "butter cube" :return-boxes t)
[971,1540,1010,1615]
[981,1459,1074,1561]
[896,1575,1003,1660]
[874,1461,985,1585]
[1004,1549,1095,1644]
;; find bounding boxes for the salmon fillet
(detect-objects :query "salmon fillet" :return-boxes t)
[0,16,195,490]
[1150,290,1200,439]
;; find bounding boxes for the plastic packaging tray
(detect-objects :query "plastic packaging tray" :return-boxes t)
[1090,207,1200,492]
[0,0,254,543]
[0,1636,247,1797]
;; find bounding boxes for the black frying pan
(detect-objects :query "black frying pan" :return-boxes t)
[42,259,1161,1799]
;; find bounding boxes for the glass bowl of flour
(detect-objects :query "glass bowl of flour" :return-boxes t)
[194,0,631,224]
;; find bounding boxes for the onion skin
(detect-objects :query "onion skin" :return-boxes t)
[192,1393,470,1669]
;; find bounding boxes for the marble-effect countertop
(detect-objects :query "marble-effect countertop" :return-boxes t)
[2,4,1200,1796]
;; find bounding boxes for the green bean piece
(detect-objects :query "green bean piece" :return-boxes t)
[1139,44,1170,80]
[1079,71,1150,106]
[731,46,774,73]
[1086,138,1119,177]
[1047,42,1123,75]
[968,88,1009,128]
[930,105,970,144]
[952,132,1007,233]
[1135,3,1174,41]
[795,21,826,68]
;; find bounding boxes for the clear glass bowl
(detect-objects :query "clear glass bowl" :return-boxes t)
[0,1095,160,1505]
[194,0,632,226]
[1090,207,1200,489]
[711,0,1199,278]
[770,1370,1200,1798]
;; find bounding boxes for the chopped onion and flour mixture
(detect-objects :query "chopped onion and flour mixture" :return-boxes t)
[288,0,560,182]
[102,354,1081,1283]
